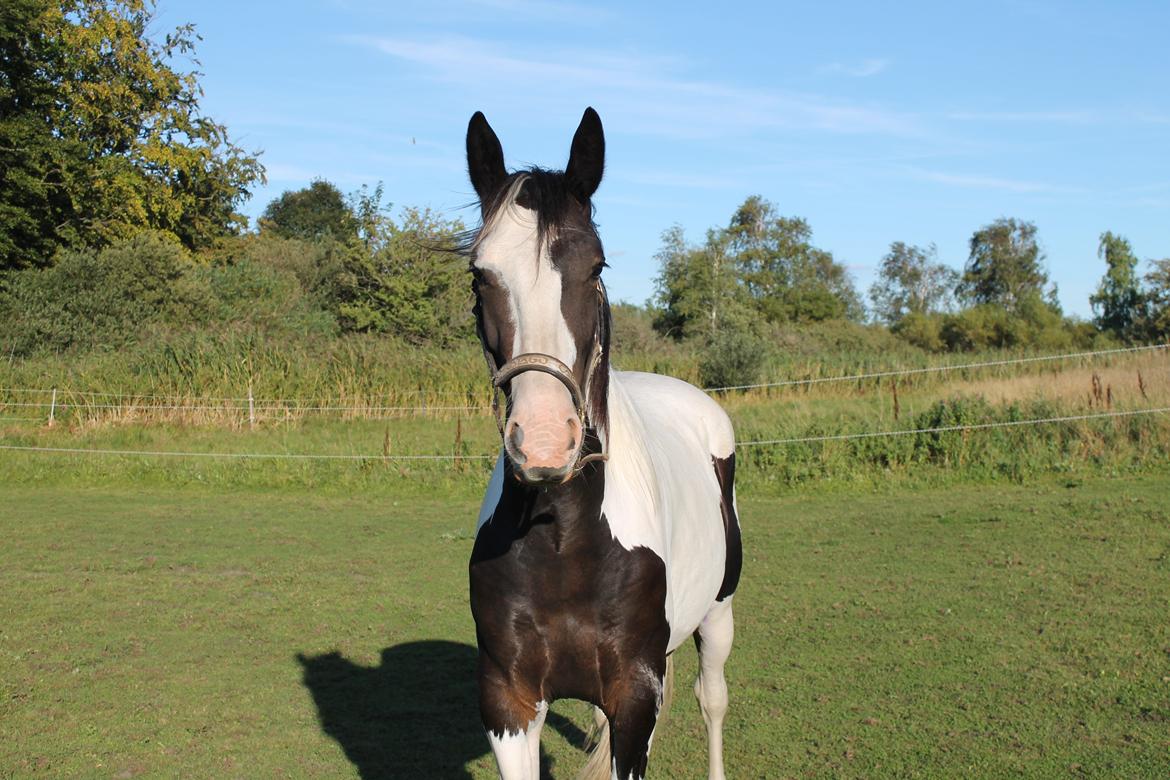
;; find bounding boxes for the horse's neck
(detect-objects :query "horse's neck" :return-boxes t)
[600,370,657,497]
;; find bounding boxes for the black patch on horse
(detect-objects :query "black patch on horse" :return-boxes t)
[470,458,669,778]
[713,454,742,601]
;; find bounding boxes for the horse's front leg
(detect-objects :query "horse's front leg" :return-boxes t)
[604,662,666,780]
[479,666,547,779]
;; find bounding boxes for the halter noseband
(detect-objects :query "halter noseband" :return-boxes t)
[492,352,588,425]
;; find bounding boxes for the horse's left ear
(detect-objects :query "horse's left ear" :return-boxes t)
[467,111,507,204]
[565,107,605,203]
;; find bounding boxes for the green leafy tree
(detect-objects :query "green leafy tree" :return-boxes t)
[337,207,471,344]
[869,241,958,325]
[958,218,1052,311]
[1140,258,1170,341]
[0,0,263,269]
[651,224,752,340]
[348,182,393,251]
[727,196,862,323]
[1089,232,1144,340]
[260,180,357,242]
[652,197,860,338]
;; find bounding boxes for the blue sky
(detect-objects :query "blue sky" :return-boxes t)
[161,0,1169,318]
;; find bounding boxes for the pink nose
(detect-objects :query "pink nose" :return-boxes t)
[504,416,583,481]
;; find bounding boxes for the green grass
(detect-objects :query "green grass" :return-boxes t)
[2,473,1168,778]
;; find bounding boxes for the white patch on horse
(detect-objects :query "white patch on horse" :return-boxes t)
[486,700,548,779]
[473,190,577,373]
[600,370,734,651]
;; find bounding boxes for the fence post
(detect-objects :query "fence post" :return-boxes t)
[454,417,463,472]
[49,387,57,427]
[248,384,255,430]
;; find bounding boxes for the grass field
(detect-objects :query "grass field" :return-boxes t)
[2,472,1168,778]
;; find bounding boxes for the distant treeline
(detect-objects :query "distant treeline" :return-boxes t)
[2,0,1169,394]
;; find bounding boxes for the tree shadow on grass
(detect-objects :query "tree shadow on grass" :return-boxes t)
[297,641,590,779]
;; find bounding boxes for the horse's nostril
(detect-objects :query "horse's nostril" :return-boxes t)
[506,422,526,463]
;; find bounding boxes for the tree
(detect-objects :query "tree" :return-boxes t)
[726,196,862,323]
[958,218,1052,311]
[650,222,758,339]
[1089,232,1144,340]
[0,0,263,269]
[336,207,472,344]
[260,180,357,242]
[869,241,958,325]
[1140,258,1170,341]
[0,230,210,354]
[652,196,861,338]
[651,224,751,340]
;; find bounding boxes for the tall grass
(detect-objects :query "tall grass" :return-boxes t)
[3,330,1168,493]
[3,328,1163,423]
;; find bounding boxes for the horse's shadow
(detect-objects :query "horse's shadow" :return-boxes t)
[297,641,589,779]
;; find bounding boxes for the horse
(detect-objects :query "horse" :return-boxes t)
[466,107,742,780]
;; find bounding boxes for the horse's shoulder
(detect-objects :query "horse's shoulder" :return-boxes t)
[612,370,735,458]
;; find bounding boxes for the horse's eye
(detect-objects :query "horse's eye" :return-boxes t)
[590,262,607,279]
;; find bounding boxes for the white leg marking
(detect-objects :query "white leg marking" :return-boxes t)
[694,598,734,780]
[524,701,548,777]
[487,701,547,780]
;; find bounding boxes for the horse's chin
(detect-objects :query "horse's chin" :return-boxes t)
[511,462,577,487]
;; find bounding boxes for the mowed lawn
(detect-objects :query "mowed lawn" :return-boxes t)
[2,474,1169,778]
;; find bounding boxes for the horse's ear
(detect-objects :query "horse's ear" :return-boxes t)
[467,111,507,204]
[565,107,605,203]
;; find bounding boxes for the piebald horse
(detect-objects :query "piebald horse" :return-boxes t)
[467,108,742,780]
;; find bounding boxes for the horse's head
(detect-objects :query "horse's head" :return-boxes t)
[466,108,610,486]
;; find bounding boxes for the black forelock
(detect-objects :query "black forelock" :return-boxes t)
[475,168,597,254]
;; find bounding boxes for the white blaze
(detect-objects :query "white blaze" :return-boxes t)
[475,195,580,471]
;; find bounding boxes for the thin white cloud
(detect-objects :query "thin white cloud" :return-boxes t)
[820,59,890,78]
[346,35,922,139]
[235,114,456,153]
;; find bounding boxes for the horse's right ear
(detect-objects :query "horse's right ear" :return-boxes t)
[467,111,507,204]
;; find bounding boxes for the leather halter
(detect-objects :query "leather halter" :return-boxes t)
[481,282,610,476]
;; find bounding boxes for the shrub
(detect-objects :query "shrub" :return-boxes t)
[699,329,767,390]
[0,231,211,355]
[892,312,945,352]
[209,232,351,314]
[203,260,337,338]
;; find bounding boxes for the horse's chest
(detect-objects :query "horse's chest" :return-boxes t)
[470,516,669,701]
